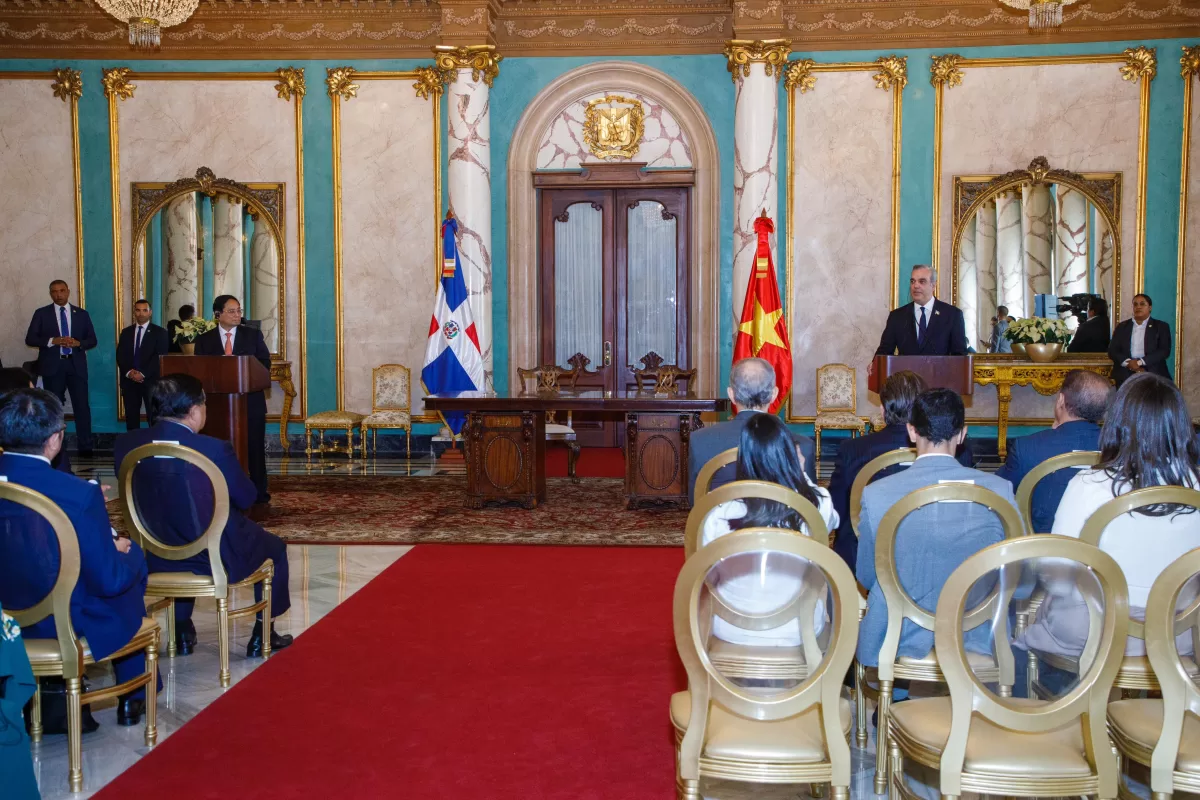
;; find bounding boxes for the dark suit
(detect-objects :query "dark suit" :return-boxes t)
[25,303,97,451]
[194,324,271,503]
[113,421,290,623]
[827,424,974,570]
[117,322,170,430]
[686,410,816,505]
[166,319,183,354]
[995,419,1101,534]
[0,452,152,698]
[1109,316,1172,387]
[875,299,967,357]
[1067,315,1111,354]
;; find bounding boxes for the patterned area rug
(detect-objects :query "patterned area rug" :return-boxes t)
[113,476,687,546]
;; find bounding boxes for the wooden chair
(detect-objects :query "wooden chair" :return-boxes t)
[1107,544,1200,799]
[118,442,275,688]
[2,482,160,793]
[888,535,1129,800]
[630,351,696,394]
[671,529,859,800]
[866,483,1024,793]
[813,363,867,462]
[361,363,413,457]
[692,447,738,503]
[517,354,592,481]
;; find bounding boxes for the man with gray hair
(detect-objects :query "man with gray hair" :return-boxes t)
[686,357,815,504]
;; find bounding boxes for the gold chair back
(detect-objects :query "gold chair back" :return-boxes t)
[934,534,1129,798]
[118,442,232,595]
[673,529,858,785]
[0,482,84,679]
[849,447,916,538]
[1014,450,1100,533]
[685,478,829,556]
[371,363,411,412]
[693,447,738,501]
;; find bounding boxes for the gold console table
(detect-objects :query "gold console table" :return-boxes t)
[973,354,1112,460]
[271,360,298,448]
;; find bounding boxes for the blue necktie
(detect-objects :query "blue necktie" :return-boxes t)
[134,325,143,370]
[918,306,928,349]
[59,306,72,356]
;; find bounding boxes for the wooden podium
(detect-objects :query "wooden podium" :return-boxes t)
[160,355,271,472]
[868,355,975,396]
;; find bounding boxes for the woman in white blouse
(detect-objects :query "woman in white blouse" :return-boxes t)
[700,412,840,648]
[1022,372,1200,659]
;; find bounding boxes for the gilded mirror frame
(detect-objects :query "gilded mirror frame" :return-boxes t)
[950,156,1123,325]
[130,166,287,361]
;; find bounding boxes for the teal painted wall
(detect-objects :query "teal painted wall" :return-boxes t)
[1,39,1195,439]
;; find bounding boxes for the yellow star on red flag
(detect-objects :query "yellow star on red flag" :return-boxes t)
[737,299,786,354]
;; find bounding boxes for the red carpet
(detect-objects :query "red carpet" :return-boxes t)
[95,546,686,799]
[546,446,626,478]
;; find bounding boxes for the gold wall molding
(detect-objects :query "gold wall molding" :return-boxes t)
[1178,44,1200,389]
[1120,46,1157,297]
[724,38,791,82]
[433,44,502,87]
[783,58,904,421]
[327,68,443,421]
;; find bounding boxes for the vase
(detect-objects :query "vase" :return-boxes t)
[1024,343,1062,363]
[1010,343,1027,358]
[180,342,195,355]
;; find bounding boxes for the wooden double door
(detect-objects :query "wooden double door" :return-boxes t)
[538,181,691,446]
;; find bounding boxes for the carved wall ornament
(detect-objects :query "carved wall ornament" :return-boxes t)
[413,64,452,100]
[1120,45,1158,83]
[735,1,783,20]
[325,66,358,100]
[582,94,645,161]
[50,67,82,101]
[433,44,502,87]
[131,167,284,245]
[784,59,817,93]
[724,38,791,83]
[101,66,134,100]
[274,66,305,101]
[872,55,907,91]
[1181,44,1200,80]
[930,54,964,89]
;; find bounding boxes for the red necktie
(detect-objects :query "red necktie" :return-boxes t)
[224,332,233,356]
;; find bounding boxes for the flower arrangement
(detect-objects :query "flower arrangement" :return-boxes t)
[174,317,217,344]
[1003,316,1072,345]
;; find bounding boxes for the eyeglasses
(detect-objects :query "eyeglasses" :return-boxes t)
[221,307,243,316]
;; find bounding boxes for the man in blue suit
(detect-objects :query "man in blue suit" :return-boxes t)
[0,367,72,474]
[24,280,97,457]
[113,374,292,658]
[0,389,153,726]
[995,369,1112,533]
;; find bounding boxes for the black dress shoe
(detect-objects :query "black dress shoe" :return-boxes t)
[245,622,293,658]
[175,619,197,656]
[116,697,144,727]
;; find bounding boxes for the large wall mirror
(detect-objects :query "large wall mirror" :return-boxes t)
[951,156,1121,352]
[131,167,286,358]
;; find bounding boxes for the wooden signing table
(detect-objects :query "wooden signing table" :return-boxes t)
[423,390,729,509]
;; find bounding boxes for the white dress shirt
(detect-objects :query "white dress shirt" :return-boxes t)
[125,323,148,378]
[913,299,935,339]
[1127,318,1149,364]
[47,302,71,347]
[219,324,238,353]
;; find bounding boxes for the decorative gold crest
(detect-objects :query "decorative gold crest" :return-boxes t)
[582,94,645,161]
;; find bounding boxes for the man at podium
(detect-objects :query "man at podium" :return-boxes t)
[194,295,271,505]
[874,265,967,359]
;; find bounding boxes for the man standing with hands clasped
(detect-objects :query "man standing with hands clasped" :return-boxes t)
[1109,293,1172,387]
[117,298,170,430]
[25,279,97,457]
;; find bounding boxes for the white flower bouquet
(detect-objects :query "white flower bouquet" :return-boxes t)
[1003,316,1072,345]
[174,317,217,344]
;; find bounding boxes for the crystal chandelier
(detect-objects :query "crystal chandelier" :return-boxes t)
[95,0,200,48]
[997,0,1078,30]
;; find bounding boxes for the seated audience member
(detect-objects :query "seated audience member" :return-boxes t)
[0,367,72,474]
[1067,296,1112,354]
[856,389,1019,667]
[1021,372,1200,659]
[827,371,973,570]
[687,357,815,504]
[0,389,153,726]
[0,602,39,799]
[995,369,1112,533]
[699,413,839,647]
[113,374,292,657]
[989,306,1012,354]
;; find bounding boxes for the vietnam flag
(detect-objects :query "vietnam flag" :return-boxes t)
[733,210,792,414]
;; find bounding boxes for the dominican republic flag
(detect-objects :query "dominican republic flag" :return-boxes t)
[421,215,484,435]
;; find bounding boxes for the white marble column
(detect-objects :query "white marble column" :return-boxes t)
[1020,183,1053,302]
[958,213,979,349]
[437,46,500,390]
[211,194,244,298]
[1054,187,1089,298]
[251,221,280,351]
[975,201,999,339]
[996,191,1027,316]
[163,193,198,321]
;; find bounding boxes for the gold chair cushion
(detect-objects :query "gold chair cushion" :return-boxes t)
[670,691,852,762]
[708,639,807,666]
[814,411,864,430]
[148,571,215,589]
[896,649,998,671]
[1116,654,1200,679]
[545,423,576,437]
[363,410,412,427]
[889,696,1090,777]
[24,617,158,667]
[306,410,366,427]
[1108,699,1200,771]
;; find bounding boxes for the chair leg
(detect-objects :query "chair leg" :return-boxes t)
[145,634,159,747]
[262,563,274,661]
[66,676,83,792]
[1027,649,1039,699]
[304,427,313,459]
[854,661,869,747]
[874,679,893,794]
[406,428,411,458]
[675,776,700,800]
[165,599,177,658]
[890,736,905,799]
[830,788,849,800]
[810,783,827,798]
[815,426,822,462]
[217,597,231,688]
[29,679,42,743]
[568,443,581,483]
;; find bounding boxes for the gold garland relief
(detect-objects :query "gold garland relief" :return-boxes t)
[1120,45,1158,83]
[784,59,816,94]
[873,55,907,91]
[724,39,792,83]
[1182,45,1200,81]
[930,54,964,89]
[274,66,306,101]
[50,67,82,101]
[102,67,134,100]
[433,45,502,88]
[326,66,358,100]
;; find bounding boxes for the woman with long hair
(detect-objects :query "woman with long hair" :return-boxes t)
[700,412,839,647]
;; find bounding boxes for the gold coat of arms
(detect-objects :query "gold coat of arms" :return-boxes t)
[582,94,645,160]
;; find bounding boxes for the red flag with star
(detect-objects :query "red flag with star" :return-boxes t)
[733,211,792,414]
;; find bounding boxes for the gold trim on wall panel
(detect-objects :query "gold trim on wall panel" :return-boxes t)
[1123,47,1158,295]
[276,66,307,420]
[1179,45,1200,390]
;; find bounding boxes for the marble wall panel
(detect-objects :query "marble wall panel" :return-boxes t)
[1182,86,1200,411]
[0,80,76,370]
[339,81,435,417]
[535,90,692,169]
[116,79,300,415]
[789,71,892,418]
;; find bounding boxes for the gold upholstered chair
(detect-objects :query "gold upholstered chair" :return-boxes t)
[887,535,1129,800]
[813,364,867,462]
[119,442,275,688]
[2,482,160,793]
[361,364,413,457]
[693,447,738,503]
[1107,544,1200,798]
[304,406,366,459]
[671,529,859,800]
[866,483,1024,793]
[518,357,590,480]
